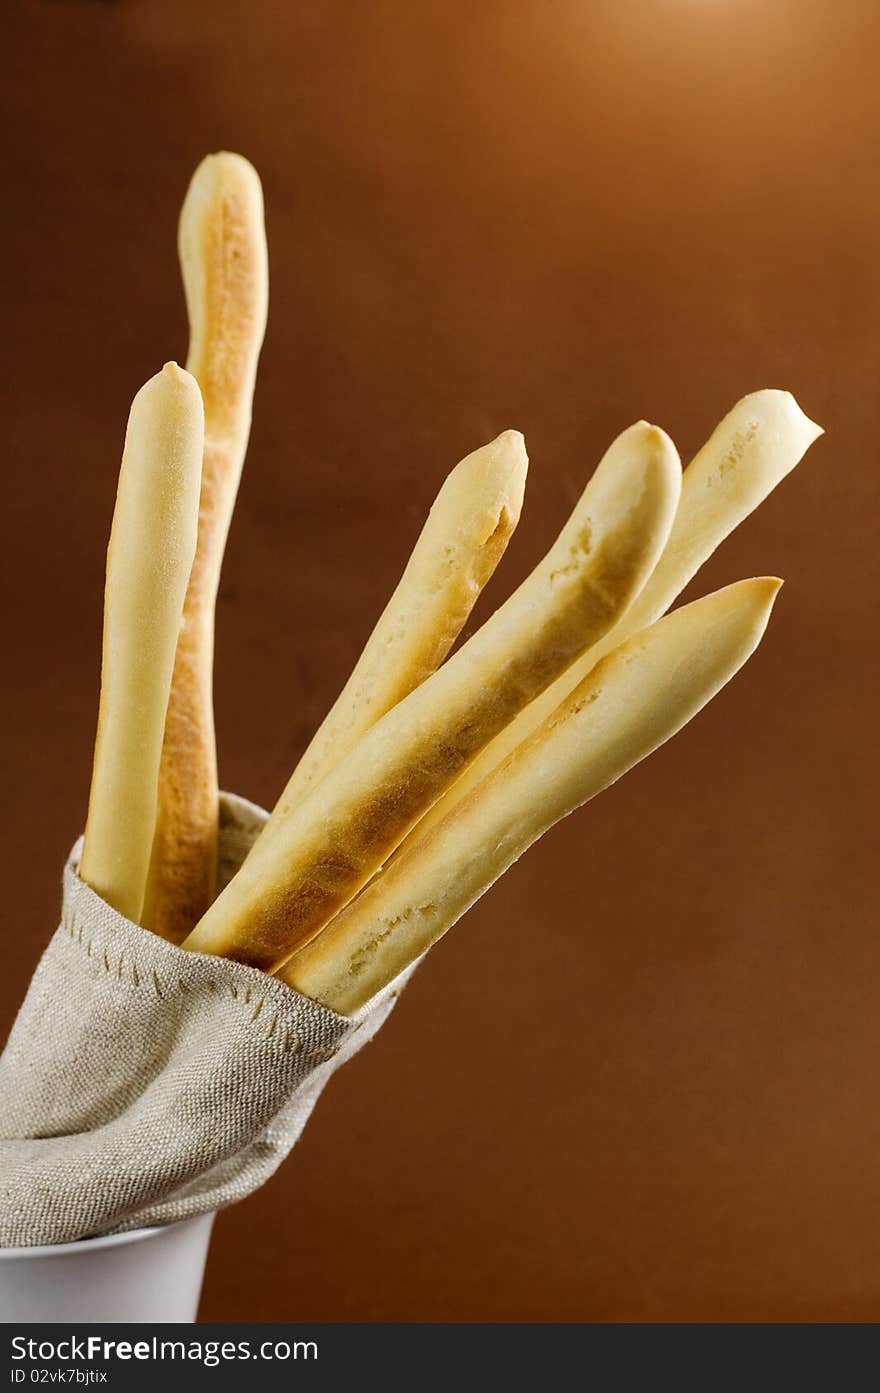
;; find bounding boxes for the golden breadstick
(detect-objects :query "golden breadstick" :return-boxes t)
[142,153,269,943]
[183,420,681,968]
[80,364,204,922]
[408,389,821,845]
[270,430,528,818]
[283,577,781,1013]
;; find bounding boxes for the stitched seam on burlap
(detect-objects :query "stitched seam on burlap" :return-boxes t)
[59,905,343,1058]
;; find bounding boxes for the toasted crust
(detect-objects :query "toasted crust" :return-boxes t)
[182,421,681,969]
[142,153,269,943]
[282,577,781,1013]
[80,364,204,923]
[269,430,528,819]
[406,389,822,846]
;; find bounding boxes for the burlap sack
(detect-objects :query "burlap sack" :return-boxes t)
[0,794,410,1247]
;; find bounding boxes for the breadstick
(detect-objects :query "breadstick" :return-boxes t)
[270,429,528,818]
[80,364,204,922]
[282,577,781,1013]
[408,389,821,845]
[142,153,269,943]
[183,420,681,968]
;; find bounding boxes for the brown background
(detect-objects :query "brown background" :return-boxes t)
[3,0,878,1321]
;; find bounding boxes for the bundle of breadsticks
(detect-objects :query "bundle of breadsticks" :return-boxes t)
[0,151,822,1247]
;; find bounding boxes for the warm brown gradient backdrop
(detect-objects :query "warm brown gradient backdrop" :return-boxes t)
[2,0,877,1322]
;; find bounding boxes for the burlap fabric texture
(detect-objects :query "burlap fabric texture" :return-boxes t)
[0,793,409,1247]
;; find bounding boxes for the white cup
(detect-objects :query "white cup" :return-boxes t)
[0,1213,216,1323]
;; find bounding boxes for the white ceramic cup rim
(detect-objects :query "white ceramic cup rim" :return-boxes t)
[0,1223,170,1261]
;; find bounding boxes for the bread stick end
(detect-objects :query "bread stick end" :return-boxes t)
[751,574,784,615]
[493,427,526,452]
[736,388,824,449]
[443,430,528,543]
[488,428,528,515]
[183,151,264,208]
[485,428,528,482]
[627,419,678,458]
[134,363,203,423]
[160,360,192,387]
[700,575,783,657]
